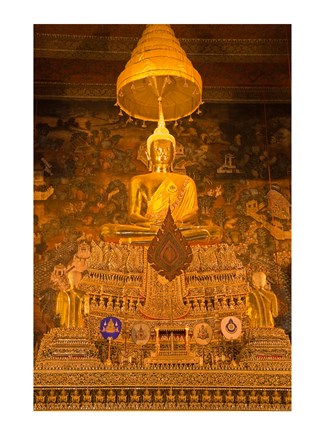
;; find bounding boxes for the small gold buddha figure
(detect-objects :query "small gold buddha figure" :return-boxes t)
[202,389,211,403]
[247,272,279,328]
[178,388,187,403]
[100,112,222,244]
[248,389,259,405]
[95,389,105,404]
[47,389,57,404]
[166,388,175,403]
[207,298,214,312]
[284,391,292,406]
[225,389,235,405]
[237,389,246,405]
[143,388,152,403]
[107,389,116,403]
[107,296,113,311]
[260,389,270,405]
[272,390,282,405]
[58,389,68,404]
[190,389,199,403]
[130,389,140,403]
[154,388,164,403]
[213,389,223,404]
[221,296,228,309]
[83,389,92,404]
[35,390,46,404]
[71,389,80,404]
[118,389,127,403]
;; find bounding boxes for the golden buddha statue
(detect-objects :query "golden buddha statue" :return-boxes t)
[247,271,279,328]
[55,270,84,328]
[100,112,222,244]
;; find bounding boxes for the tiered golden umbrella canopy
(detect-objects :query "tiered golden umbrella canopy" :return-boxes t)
[116,24,202,122]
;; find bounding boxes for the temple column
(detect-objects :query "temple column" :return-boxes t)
[170,331,174,353]
[185,326,189,353]
[69,289,76,328]
[155,327,160,355]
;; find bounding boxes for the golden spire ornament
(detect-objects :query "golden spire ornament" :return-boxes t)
[147,98,176,155]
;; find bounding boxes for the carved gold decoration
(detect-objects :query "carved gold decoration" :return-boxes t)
[34,33,290,64]
[131,323,150,345]
[34,386,292,411]
[138,265,189,320]
[34,82,290,103]
[239,327,291,365]
[35,328,101,369]
[147,207,193,282]
[193,323,213,345]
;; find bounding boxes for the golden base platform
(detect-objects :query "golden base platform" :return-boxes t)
[34,241,291,411]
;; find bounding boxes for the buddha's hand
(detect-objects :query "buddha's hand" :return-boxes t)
[135,221,153,228]
[148,219,164,227]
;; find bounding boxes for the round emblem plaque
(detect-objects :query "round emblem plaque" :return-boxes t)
[221,316,242,340]
[193,323,212,345]
[100,316,122,340]
[131,323,150,345]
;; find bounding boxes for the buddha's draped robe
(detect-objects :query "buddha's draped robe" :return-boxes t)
[144,174,197,223]
[247,287,278,328]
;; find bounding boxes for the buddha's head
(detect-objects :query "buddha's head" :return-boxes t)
[252,271,267,290]
[147,113,176,172]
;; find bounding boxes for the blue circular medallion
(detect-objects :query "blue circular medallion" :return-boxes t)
[100,316,122,340]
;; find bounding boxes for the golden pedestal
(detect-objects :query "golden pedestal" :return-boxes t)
[34,242,291,410]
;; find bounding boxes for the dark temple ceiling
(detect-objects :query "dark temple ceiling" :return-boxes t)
[34,24,291,104]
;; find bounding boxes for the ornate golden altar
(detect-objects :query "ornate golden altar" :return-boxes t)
[33,24,291,411]
[34,238,291,410]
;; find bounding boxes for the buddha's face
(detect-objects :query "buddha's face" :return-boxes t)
[150,139,174,166]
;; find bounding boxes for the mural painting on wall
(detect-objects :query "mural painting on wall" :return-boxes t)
[34,99,291,349]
